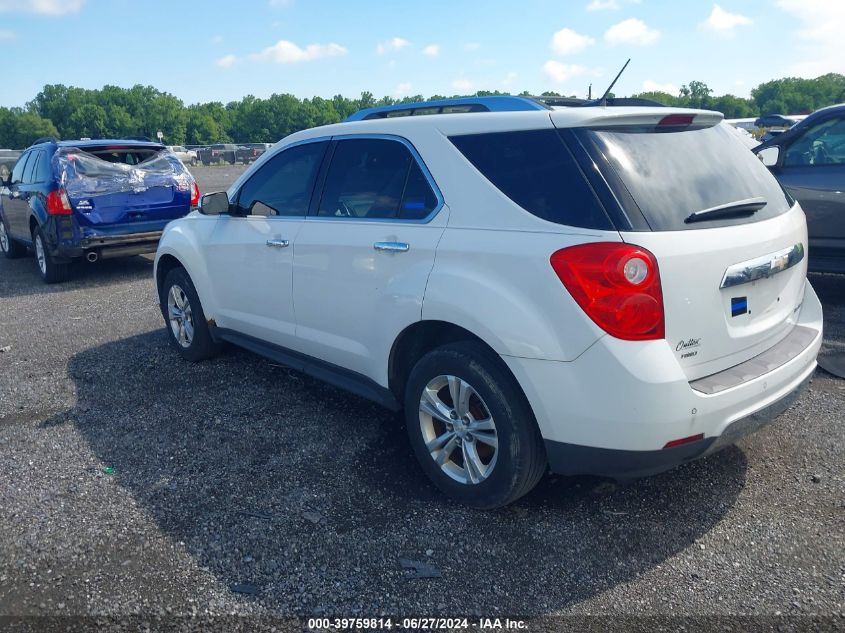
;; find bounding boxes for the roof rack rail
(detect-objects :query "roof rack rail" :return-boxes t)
[344,94,669,122]
[30,136,59,146]
[345,96,549,121]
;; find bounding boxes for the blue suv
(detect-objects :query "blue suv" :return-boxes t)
[0,139,198,283]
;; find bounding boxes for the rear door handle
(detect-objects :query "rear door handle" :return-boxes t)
[374,241,409,252]
[266,239,290,248]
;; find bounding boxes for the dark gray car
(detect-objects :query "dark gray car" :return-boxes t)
[754,103,845,273]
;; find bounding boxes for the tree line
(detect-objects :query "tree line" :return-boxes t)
[1,74,844,149]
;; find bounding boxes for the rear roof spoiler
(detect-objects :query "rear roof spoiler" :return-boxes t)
[559,110,724,130]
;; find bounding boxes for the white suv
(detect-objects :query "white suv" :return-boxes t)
[154,97,823,508]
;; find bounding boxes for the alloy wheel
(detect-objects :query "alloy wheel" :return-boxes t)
[34,234,46,275]
[0,221,8,252]
[167,284,195,348]
[418,375,498,485]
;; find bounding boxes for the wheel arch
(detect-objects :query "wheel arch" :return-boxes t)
[388,320,528,407]
[155,253,185,299]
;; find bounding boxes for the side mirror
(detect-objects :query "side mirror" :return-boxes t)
[758,146,780,167]
[200,191,231,216]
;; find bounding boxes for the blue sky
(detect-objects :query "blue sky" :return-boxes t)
[0,0,842,107]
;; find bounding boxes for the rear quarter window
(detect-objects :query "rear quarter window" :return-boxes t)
[449,129,612,230]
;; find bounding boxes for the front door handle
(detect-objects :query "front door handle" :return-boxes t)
[266,239,290,248]
[374,241,409,252]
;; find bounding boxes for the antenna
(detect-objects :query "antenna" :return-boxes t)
[598,58,631,105]
[588,83,592,100]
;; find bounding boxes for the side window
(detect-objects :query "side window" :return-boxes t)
[783,116,845,167]
[236,141,328,217]
[399,162,439,220]
[317,138,439,220]
[11,152,30,185]
[23,151,42,184]
[449,130,612,229]
[36,150,53,183]
[318,138,413,219]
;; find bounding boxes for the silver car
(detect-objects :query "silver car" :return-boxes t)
[166,145,198,167]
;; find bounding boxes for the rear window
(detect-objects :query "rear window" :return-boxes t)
[575,123,792,231]
[449,130,612,230]
[86,147,161,165]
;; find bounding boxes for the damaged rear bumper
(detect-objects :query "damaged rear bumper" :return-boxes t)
[56,230,163,260]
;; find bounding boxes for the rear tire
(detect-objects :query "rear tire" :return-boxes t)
[32,226,70,283]
[160,267,222,362]
[0,216,26,259]
[404,341,547,509]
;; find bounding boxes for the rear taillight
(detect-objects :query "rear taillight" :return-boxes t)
[190,181,200,206]
[46,189,73,216]
[550,242,664,341]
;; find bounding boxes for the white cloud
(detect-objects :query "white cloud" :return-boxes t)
[215,54,237,69]
[394,82,413,97]
[550,27,595,55]
[586,0,640,10]
[703,4,752,33]
[502,71,518,88]
[422,44,440,57]
[377,37,410,55]
[251,40,348,64]
[642,79,678,95]
[778,0,845,76]
[543,60,588,83]
[604,18,660,45]
[0,0,85,15]
[451,78,474,92]
[0,29,15,39]
[268,0,292,6]
[464,42,481,51]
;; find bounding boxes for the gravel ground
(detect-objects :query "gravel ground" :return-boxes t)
[0,166,843,631]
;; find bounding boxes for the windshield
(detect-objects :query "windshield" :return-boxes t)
[576,123,792,231]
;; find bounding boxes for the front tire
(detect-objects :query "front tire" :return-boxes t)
[404,341,547,509]
[0,216,27,259]
[32,226,70,283]
[160,267,221,362]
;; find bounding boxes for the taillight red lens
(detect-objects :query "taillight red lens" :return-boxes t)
[190,181,200,206]
[550,242,665,341]
[46,189,73,215]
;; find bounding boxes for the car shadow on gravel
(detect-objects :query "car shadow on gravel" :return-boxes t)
[55,330,748,616]
[0,255,154,299]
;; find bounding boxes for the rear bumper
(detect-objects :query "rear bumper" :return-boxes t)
[56,230,163,259]
[503,280,823,479]
[543,370,812,479]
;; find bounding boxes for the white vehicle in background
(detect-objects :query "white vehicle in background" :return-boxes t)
[154,96,822,508]
[166,145,198,167]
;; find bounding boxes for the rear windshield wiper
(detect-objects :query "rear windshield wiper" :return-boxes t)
[685,197,767,223]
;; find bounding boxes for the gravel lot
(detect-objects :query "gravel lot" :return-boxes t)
[0,165,843,630]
